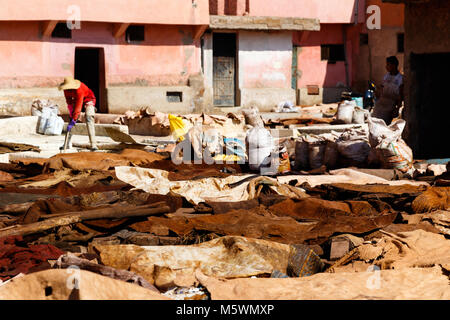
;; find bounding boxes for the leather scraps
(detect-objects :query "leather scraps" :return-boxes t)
[0,269,169,300]
[0,236,64,281]
[194,266,450,300]
[114,167,307,204]
[0,142,40,154]
[42,149,166,172]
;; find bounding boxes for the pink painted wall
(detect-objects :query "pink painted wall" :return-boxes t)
[0,0,209,25]
[294,24,360,88]
[239,31,292,88]
[0,21,202,88]
[249,0,366,24]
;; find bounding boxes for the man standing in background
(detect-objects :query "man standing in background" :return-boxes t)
[372,56,404,125]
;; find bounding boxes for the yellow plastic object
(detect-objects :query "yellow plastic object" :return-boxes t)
[168,114,187,142]
[213,154,242,162]
[277,151,291,173]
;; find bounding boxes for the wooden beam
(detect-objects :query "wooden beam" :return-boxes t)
[42,20,58,37]
[113,23,130,38]
[0,203,170,238]
[193,25,208,40]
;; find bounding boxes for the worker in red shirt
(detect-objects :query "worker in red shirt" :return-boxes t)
[58,77,98,150]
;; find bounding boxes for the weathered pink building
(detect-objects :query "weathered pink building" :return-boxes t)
[0,0,404,114]
[205,0,367,108]
[0,0,209,115]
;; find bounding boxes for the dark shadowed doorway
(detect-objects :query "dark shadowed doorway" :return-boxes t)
[74,47,106,113]
[408,52,450,159]
[213,33,237,107]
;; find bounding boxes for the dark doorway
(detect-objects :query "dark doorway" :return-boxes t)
[213,33,237,107]
[74,48,106,113]
[408,53,450,158]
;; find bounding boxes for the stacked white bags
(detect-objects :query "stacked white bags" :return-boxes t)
[33,100,64,135]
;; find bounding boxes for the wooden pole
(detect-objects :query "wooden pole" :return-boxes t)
[0,203,170,238]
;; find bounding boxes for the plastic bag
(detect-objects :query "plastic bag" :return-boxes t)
[169,114,188,142]
[368,116,406,148]
[337,140,370,164]
[224,137,246,160]
[44,115,64,135]
[202,128,223,157]
[31,99,59,117]
[378,138,413,172]
[246,127,274,171]
[352,106,366,124]
[242,106,265,128]
[367,116,413,172]
[273,101,300,113]
[336,128,371,165]
[37,116,48,134]
[336,101,356,124]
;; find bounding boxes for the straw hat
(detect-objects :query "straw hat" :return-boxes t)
[58,77,81,91]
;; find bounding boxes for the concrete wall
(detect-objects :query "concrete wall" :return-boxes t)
[238,31,295,110]
[0,21,203,115]
[106,86,196,115]
[0,0,209,25]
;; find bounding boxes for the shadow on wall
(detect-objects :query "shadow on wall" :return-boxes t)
[323,87,347,103]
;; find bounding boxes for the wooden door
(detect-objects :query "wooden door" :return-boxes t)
[213,56,235,106]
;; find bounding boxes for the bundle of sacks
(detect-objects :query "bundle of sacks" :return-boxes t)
[171,123,247,164]
[31,99,64,136]
[335,100,369,124]
[367,117,414,175]
[293,116,414,175]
